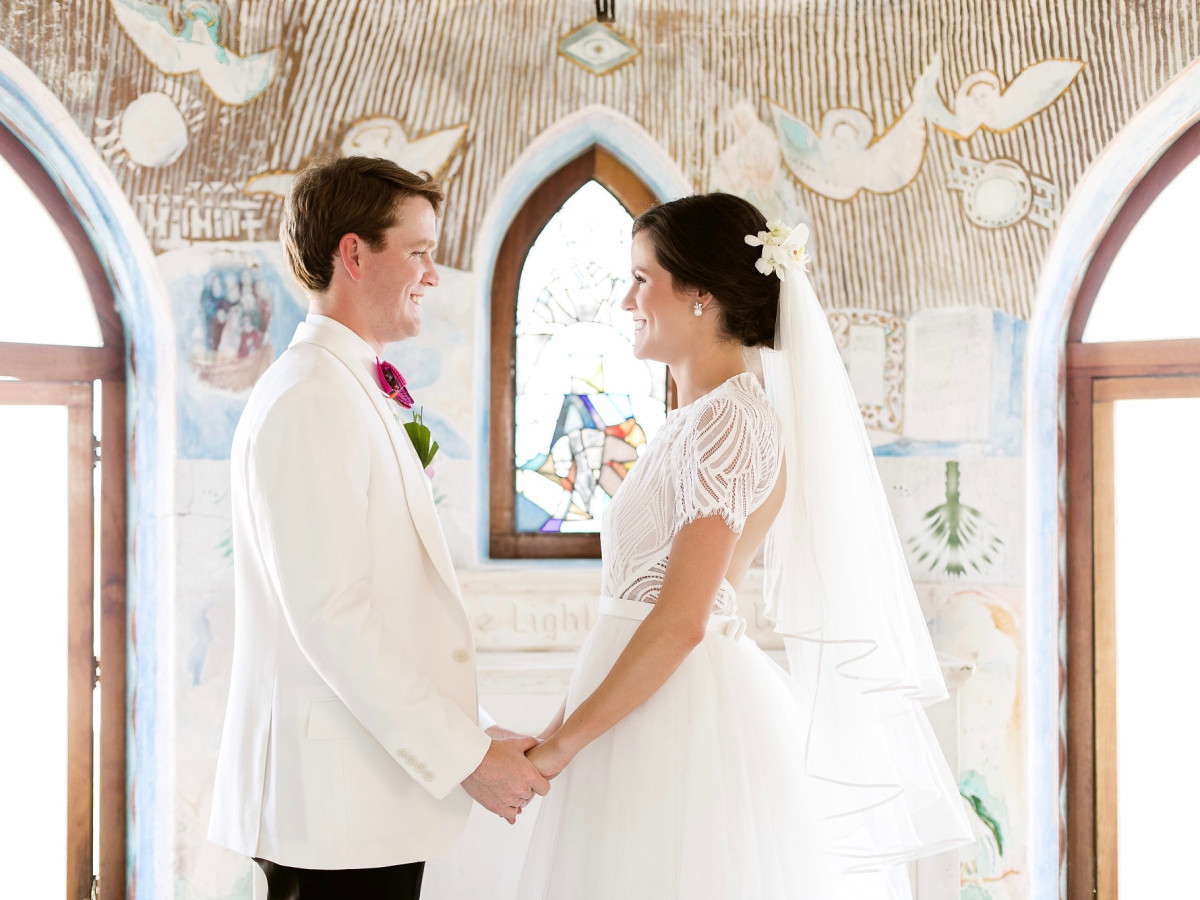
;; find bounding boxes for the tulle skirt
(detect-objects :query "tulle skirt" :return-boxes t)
[517,604,913,899]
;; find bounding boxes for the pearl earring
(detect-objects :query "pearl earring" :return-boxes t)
[693,301,703,317]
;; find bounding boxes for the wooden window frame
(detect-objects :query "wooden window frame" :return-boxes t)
[488,146,666,559]
[0,123,128,900]
[1064,120,1200,900]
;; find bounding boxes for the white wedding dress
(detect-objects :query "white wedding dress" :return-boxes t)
[519,373,855,899]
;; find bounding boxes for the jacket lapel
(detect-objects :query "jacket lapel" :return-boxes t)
[289,320,464,605]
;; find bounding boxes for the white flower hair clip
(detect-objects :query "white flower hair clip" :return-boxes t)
[744,221,810,280]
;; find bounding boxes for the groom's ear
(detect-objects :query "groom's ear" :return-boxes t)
[338,233,364,282]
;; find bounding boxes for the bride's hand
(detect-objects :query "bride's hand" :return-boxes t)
[526,735,572,780]
[536,699,567,743]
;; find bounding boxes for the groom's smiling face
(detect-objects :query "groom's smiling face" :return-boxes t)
[358,195,441,345]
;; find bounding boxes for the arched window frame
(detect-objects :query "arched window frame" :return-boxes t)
[1063,119,1200,899]
[488,146,670,559]
[0,122,127,899]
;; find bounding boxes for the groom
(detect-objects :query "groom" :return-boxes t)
[208,156,549,898]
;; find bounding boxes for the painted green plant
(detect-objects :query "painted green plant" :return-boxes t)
[908,461,1003,576]
[960,769,1004,855]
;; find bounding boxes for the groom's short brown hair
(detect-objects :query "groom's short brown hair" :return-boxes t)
[281,156,445,293]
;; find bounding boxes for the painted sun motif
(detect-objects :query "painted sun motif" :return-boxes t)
[93,84,205,169]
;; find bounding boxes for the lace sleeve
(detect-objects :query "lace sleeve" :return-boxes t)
[675,392,781,536]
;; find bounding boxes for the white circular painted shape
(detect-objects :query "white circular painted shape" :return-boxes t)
[119,91,188,168]
[968,159,1031,228]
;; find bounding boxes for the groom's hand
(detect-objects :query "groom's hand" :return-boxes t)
[461,736,551,824]
[484,723,529,741]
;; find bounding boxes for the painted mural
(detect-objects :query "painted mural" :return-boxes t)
[245,116,468,200]
[159,242,305,459]
[769,55,1080,234]
[4,0,1188,315]
[110,0,280,106]
[928,586,1027,900]
[909,461,1007,578]
[927,60,1085,140]
[710,101,813,232]
[772,58,941,201]
[827,309,906,435]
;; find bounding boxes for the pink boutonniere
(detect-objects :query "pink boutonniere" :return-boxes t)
[376,357,440,472]
[376,357,414,409]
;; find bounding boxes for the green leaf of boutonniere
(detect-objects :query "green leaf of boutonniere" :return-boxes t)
[403,407,440,471]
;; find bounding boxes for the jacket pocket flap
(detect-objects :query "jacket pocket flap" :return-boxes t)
[306,698,368,740]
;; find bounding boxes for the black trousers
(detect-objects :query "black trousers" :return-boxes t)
[254,858,425,899]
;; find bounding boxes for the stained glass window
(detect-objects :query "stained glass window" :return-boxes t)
[513,181,668,534]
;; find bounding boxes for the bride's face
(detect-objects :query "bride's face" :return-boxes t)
[622,231,703,364]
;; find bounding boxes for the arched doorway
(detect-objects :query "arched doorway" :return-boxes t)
[1063,121,1200,899]
[0,121,127,899]
[1024,56,1200,900]
[1,44,176,900]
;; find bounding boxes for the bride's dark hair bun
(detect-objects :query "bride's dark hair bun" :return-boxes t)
[632,193,779,348]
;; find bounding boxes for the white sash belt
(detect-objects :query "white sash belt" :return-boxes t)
[598,595,747,641]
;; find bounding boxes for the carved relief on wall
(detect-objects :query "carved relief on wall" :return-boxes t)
[771,59,940,201]
[93,86,199,169]
[927,60,1086,140]
[110,0,280,106]
[710,102,812,230]
[244,117,469,200]
[769,54,1084,226]
[136,182,269,249]
[948,151,1061,230]
[557,20,640,76]
[827,309,905,433]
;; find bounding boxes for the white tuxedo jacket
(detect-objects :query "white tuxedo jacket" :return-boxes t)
[208,315,491,869]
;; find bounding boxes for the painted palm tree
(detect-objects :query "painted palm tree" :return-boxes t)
[908,461,1004,576]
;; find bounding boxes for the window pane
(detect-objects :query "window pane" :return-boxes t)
[0,404,69,896]
[1112,397,1200,893]
[513,181,667,533]
[1083,155,1200,342]
[0,151,102,346]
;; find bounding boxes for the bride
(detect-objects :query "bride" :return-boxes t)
[517,193,972,899]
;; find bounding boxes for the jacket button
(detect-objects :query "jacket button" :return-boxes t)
[452,648,469,663]
[423,772,435,782]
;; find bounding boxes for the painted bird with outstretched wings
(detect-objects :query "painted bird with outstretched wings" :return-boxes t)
[926,59,1085,139]
[110,0,279,106]
[771,59,940,201]
[244,119,469,199]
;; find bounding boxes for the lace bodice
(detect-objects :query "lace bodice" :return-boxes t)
[600,373,782,615]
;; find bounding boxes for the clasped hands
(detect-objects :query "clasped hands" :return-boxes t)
[460,722,574,825]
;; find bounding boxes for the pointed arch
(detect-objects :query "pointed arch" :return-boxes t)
[473,107,692,560]
[486,145,671,558]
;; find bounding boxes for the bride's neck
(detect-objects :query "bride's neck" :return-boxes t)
[670,344,748,407]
